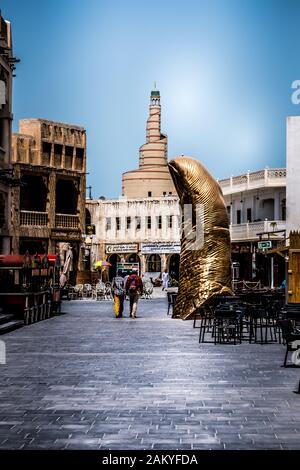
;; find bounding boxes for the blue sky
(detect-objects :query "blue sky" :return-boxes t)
[1,0,300,197]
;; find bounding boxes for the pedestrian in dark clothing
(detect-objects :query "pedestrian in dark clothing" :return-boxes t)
[125,270,143,318]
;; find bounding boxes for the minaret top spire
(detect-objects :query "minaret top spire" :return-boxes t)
[150,83,160,105]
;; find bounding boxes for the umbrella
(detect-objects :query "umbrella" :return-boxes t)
[93,260,112,281]
[94,260,112,269]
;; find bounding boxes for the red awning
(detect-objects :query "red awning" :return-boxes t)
[0,254,56,267]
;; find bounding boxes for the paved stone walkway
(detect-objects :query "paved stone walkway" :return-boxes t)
[0,297,300,450]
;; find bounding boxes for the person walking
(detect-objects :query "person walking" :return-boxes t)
[125,270,143,318]
[111,270,125,318]
[162,269,169,291]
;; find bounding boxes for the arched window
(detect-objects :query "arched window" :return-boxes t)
[85,208,91,225]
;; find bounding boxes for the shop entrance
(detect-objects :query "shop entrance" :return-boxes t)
[169,253,180,280]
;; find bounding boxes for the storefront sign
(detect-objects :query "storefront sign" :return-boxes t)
[51,230,81,240]
[258,240,272,250]
[106,243,138,254]
[86,224,95,235]
[141,242,181,254]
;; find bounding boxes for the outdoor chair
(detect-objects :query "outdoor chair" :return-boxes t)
[104,282,113,300]
[277,319,300,367]
[93,282,106,300]
[213,307,242,344]
[83,283,93,299]
[74,284,83,299]
[248,306,278,344]
[68,285,77,300]
[198,306,215,343]
[167,292,177,315]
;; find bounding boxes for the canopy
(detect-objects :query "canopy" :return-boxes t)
[0,254,56,268]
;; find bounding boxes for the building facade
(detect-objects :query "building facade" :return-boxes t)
[122,87,176,197]
[286,116,300,235]
[0,13,13,254]
[11,119,87,280]
[219,168,286,286]
[87,167,286,286]
[86,196,180,281]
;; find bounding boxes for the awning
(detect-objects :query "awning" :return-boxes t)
[0,254,56,267]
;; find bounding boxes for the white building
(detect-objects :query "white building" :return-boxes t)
[86,167,286,285]
[286,116,300,235]
[86,196,181,281]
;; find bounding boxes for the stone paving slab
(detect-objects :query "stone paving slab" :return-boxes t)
[0,297,300,449]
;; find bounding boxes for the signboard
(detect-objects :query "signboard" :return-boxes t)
[141,242,181,254]
[258,240,272,250]
[106,243,138,254]
[51,230,81,240]
[86,224,95,235]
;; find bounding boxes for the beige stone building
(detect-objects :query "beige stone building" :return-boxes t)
[87,168,287,286]
[122,87,176,197]
[11,119,87,280]
[86,196,181,281]
[0,14,14,254]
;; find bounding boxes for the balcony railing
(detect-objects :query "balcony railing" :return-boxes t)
[55,213,79,229]
[20,210,48,226]
[230,220,286,241]
[219,168,286,195]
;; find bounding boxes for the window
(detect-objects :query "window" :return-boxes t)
[147,254,161,273]
[54,144,63,167]
[65,145,73,169]
[157,215,162,230]
[236,210,241,225]
[147,216,151,229]
[75,147,84,171]
[247,208,252,222]
[116,217,120,231]
[106,217,111,231]
[163,192,166,196]
[169,192,172,195]
[85,208,91,226]
[148,191,152,197]
[281,199,286,220]
[42,142,51,166]
[126,216,131,230]
[168,215,173,228]
[136,216,141,230]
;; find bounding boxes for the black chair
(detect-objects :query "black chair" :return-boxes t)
[167,292,177,315]
[277,319,300,367]
[213,308,242,345]
[198,306,215,343]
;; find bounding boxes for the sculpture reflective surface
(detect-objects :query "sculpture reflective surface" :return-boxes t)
[168,156,233,320]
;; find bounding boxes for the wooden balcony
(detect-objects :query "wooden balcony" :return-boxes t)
[55,214,79,229]
[20,210,48,226]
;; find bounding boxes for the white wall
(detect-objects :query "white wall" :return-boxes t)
[287,117,300,235]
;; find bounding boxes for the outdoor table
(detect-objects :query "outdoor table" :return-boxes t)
[0,291,49,324]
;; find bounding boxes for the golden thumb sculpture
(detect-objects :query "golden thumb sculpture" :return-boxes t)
[168,156,233,320]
